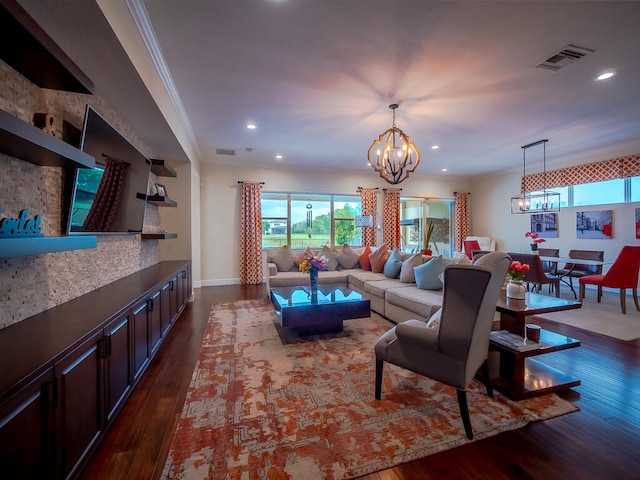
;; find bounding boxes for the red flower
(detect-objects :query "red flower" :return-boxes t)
[508,261,530,281]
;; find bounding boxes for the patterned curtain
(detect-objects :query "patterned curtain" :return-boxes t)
[82,156,128,232]
[359,187,377,246]
[383,189,401,250]
[240,182,263,285]
[454,192,470,253]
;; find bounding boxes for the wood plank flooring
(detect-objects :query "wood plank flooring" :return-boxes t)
[80,285,640,480]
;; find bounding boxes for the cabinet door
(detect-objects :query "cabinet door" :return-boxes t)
[0,367,55,479]
[104,313,131,423]
[148,290,162,356]
[160,281,172,336]
[132,300,150,380]
[55,331,103,479]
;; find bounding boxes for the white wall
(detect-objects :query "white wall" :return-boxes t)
[471,171,640,265]
[198,164,471,285]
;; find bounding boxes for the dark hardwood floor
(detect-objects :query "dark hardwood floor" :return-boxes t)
[81,285,640,480]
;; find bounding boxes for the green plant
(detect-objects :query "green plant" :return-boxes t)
[423,221,434,250]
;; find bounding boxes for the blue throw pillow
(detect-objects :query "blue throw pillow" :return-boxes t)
[383,248,403,279]
[414,255,444,290]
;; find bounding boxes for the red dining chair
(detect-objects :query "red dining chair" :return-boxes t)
[463,240,481,260]
[578,246,640,314]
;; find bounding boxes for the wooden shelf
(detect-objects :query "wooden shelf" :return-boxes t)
[0,236,97,259]
[141,233,177,240]
[150,159,177,177]
[0,1,94,93]
[136,193,177,207]
[0,109,95,168]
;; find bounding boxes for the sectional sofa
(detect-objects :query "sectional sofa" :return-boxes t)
[266,245,474,324]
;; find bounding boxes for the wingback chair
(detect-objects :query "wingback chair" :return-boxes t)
[508,252,560,297]
[374,252,511,440]
[579,246,640,314]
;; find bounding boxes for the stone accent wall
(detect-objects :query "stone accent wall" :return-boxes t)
[0,60,161,329]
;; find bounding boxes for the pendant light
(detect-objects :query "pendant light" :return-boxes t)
[510,139,560,214]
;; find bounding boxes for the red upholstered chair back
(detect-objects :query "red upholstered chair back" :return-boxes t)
[601,246,640,288]
[463,240,481,260]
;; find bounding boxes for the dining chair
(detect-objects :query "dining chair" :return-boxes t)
[578,246,640,314]
[374,252,511,440]
[507,252,560,297]
[556,249,604,295]
[463,240,481,259]
[537,248,559,293]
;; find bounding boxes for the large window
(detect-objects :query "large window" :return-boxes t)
[261,193,362,248]
[573,179,625,206]
[400,197,453,257]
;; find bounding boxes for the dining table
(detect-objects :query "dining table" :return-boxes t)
[538,255,611,298]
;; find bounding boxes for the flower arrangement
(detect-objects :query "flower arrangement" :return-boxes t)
[525,231,546,251]
[508,260,530,281]
[299,255,328,274]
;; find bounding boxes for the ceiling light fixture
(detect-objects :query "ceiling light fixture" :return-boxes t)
[510,139,560,214]
[596,71,616,81]
[246,123,257,129]
[367,103,420,184]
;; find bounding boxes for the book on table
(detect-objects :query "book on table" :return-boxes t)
[490,330,541,352]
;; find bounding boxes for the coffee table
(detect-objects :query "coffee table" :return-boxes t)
[491,291,582,400]
[270,284,370,334]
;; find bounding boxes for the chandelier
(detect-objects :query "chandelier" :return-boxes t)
[510,139,560,214]
[368,104,420,184]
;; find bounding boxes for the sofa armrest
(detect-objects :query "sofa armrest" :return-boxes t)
[267,262,278,276]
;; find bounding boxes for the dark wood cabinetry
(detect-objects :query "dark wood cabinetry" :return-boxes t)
[0,261,191,479]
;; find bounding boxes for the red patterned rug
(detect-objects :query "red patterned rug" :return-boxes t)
[161,299,578,479]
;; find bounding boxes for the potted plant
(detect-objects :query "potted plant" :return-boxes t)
[420,221,434,255]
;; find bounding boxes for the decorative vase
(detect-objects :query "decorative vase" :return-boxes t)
[530,244,538,253]
[420,249,432,256]
[309,269,318,292]
[506,279,526,299]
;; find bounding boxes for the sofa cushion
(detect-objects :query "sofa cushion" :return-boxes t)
[359,245,373,271]
[347,270,387,289]
[319,245,339,270]
[383,248,403,279]
[369,244,390,273]
[399,253,424,283]
[294,247,315,265]
[363,279,409,299]
[268,246,297,272]
[385,287,443,320]
[414,255,444,290]
[335,244,360,269]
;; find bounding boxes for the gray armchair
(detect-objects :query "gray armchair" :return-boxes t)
[374,252,511,440]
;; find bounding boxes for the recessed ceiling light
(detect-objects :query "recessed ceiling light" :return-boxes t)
[431,145,440,150]
[441,168,447,172]
[246,123,257,129]
[595,71,616,81]
[275,154,283,159]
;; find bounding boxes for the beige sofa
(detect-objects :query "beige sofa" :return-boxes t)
[266,247,471,324]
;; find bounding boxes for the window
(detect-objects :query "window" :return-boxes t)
[573,179,625,207]
[400,197,453,256]
[261,193,362,249]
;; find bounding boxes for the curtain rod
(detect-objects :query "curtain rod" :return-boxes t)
[237,181,265,184]
[453,191,471,194]
[356,186,380,191]
[382,188,402,191]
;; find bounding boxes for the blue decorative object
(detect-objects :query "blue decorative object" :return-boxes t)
[0,208,43,238]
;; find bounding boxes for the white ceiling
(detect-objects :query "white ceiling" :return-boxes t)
[18,0,640,180]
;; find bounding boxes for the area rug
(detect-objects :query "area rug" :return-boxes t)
[161,299,578,480]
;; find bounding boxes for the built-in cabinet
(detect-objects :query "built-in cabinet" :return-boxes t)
[0,261,191,479]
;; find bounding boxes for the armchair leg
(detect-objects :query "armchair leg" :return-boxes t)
[456,389,473,440]
[375,358,384,400]
[619,288,627,314]
[480,359,493,398]
[597,286,602,303]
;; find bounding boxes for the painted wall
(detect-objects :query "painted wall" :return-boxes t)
[198,163,472,285]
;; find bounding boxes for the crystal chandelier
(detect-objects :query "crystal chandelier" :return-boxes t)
[367,104,420,184]
[510,139,560,214]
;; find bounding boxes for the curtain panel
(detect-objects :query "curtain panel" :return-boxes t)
[82,156,127,232]
[522,154,640,192]
[454,192,470,253]
[383,189,401,250]
[359,187,377,246]
[240,182,263,285]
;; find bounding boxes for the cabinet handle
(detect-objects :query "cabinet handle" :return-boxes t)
[45,378,58,410]
[181,270,187,279]
[170,280,174,291]
[148,298,154,312]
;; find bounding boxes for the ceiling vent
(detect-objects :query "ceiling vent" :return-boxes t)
[536,44,594,72]
[216,148,236,156]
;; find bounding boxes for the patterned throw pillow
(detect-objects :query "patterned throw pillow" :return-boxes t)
[359,245,373,271]
[369,244,390,273]
[335,244,360,269]
[399,253,425,283]
[383,248,403,278]
[268,246,297,272]
[294,247,315,265]
[414,255,444,290]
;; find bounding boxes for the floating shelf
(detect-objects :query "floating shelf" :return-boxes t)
[0,236,97,259]
[141,233,177,240]
[150,159,177,177]
[136,193,177,207]
[0,109,95,168]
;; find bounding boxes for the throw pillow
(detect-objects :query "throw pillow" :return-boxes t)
[383,248,403,278]
[359,245,373,271]
[268,245,297,272]
[414,255,444,290]
[369,244,390,273]
[426,309,442,330]
[319,245,339,271]
[294,247,315,266]
[399,253,425,283]
[335,244,360,269]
